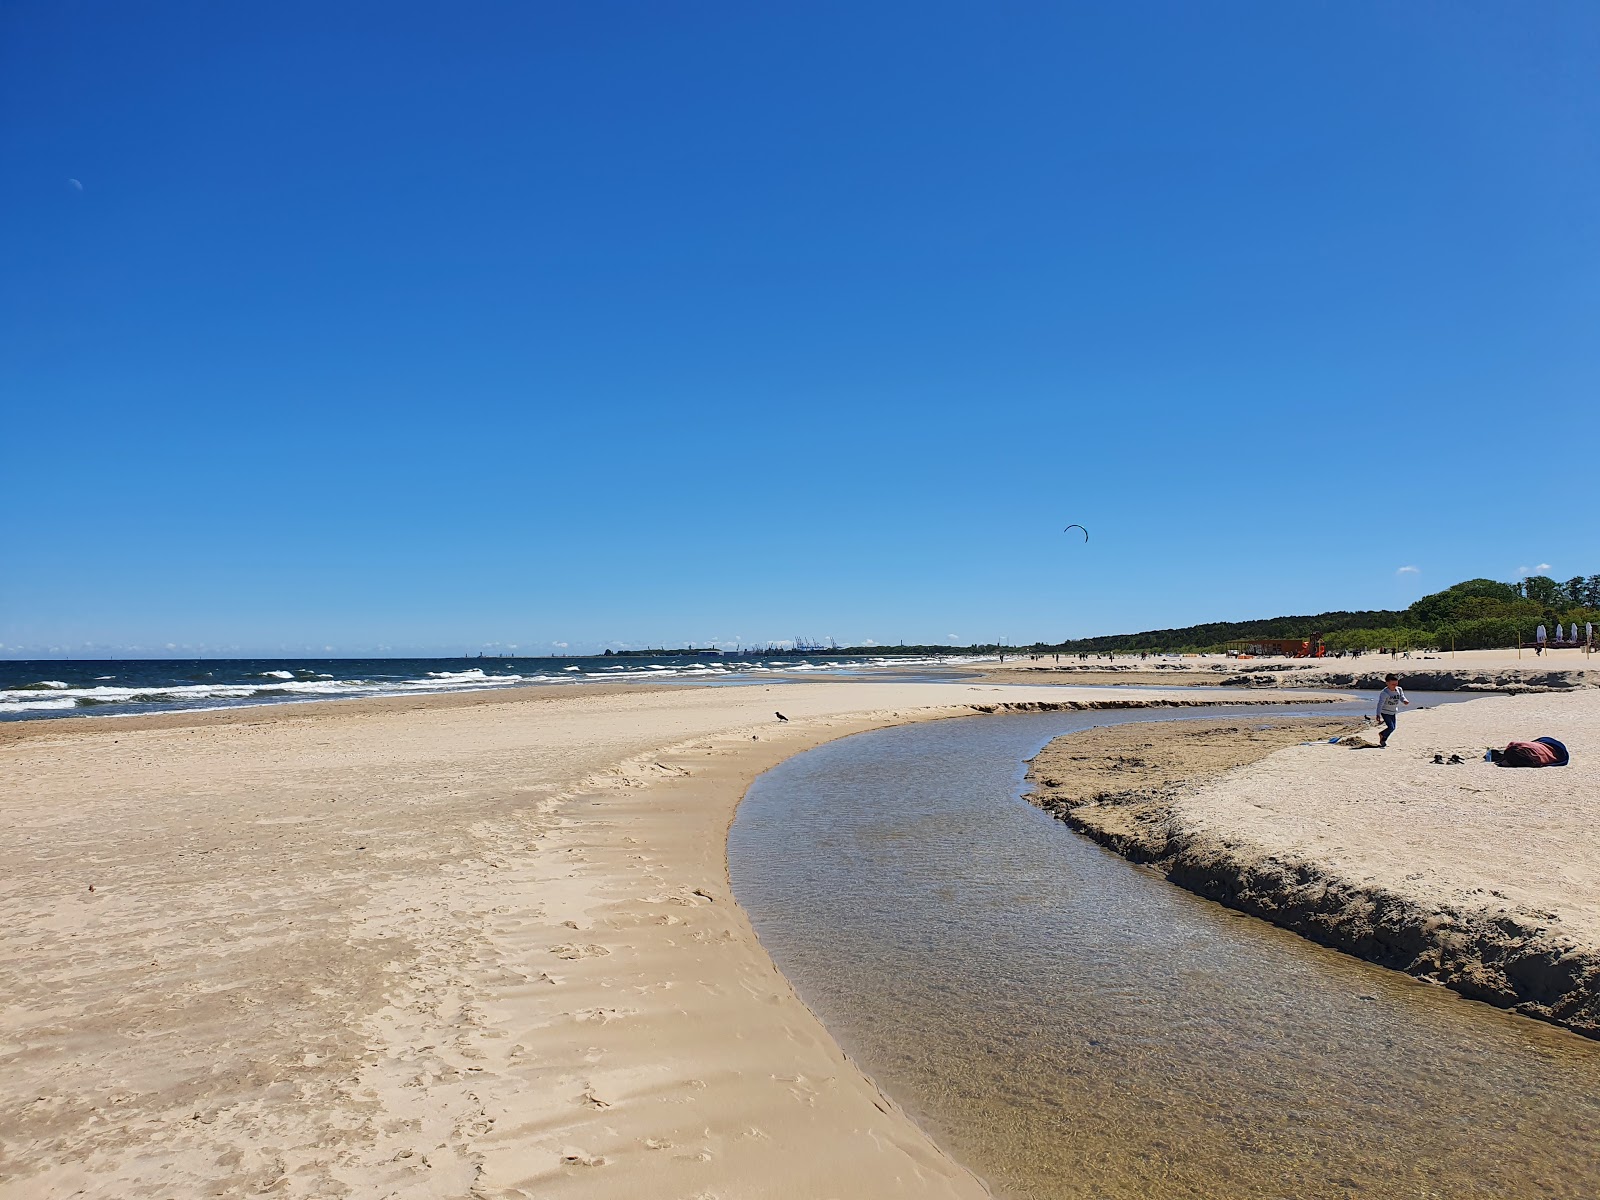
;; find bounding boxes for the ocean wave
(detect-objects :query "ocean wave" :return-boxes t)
[0,680,372,707]
[422,668,515,683]
[0,654,989,721]
[0,696,77,713]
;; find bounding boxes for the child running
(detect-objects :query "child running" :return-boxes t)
[1374,673,1409,748]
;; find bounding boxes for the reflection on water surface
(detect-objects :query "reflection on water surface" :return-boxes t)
[729,707,1600,1199]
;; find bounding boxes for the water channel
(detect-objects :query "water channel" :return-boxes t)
[728,702,1600,1199]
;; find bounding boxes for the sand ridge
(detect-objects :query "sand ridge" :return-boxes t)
[1028,692,1600,1036]
[968,646,1599,692]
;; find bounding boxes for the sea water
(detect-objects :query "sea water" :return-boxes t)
[0,653,977,721]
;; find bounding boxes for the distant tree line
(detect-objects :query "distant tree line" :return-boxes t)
[1039,575,1600,655]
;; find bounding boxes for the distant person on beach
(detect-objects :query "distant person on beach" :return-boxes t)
[1374,673,1409,748]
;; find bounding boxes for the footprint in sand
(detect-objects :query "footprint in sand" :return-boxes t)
[561,1149,606,1167]
[572,1007,632,1023]
[773,1073,818,1106]
[551,943,609,960]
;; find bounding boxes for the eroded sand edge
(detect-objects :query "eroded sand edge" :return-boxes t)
[1027,697,1600,1039]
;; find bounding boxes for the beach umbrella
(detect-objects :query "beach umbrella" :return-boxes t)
[1537,624,1547,643]
[1588,622,1593,645]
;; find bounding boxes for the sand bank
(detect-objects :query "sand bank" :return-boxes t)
[1028,691,1600,1037]
[973,646,1599,692]
[2,678,1327,1199]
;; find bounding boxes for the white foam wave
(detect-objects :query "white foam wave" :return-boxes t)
[0,697,76,714]
[1,653,984,721]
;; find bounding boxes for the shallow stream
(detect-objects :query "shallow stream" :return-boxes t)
[729,704,1600,1199]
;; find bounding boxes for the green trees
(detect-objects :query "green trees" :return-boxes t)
[1049,572,1598,654]
[1403,578,1525,628]
[1323,626,1437,653]
[1522,575,1563,607]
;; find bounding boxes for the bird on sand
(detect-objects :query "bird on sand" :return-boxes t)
[775,711,788,722]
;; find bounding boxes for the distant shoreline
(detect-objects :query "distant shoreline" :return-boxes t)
[965,646,1598,694]
[0,652,990,726]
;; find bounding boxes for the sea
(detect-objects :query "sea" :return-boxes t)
[0,654,979,722]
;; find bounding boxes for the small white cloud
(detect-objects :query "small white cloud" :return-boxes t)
[947,633,960,640]
[1538,563,1552,572]
[861,638,878,646]
[1517,563,1554,577]
[69,178,82,191]
[551,641,569,649]
[1396,565,1420,575]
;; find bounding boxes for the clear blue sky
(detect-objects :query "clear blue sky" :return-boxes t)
[4,1,1596,657]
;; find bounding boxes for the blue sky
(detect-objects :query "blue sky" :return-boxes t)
[4,1,1597,657]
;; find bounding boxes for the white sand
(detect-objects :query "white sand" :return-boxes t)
[1180,691,1600,946]
[0,678,1252,1200]
[977,646,1600,686]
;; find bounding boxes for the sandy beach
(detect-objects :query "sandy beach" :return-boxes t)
[7,671,1598,1198]
[2,677,1281,1200]
[971,646,1600,692]
[1029,691,1600,1036]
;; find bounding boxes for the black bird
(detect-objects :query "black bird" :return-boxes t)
[775,711,788,722]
